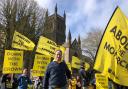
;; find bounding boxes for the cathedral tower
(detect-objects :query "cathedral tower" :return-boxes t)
[43,4,66,45]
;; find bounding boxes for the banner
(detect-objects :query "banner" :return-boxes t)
[85,62,90,71]
[36,36,59,57]
[94,7,128,86]
[95,73,108,89]
[66,62,72,71]
[3,50,23,74]
[12,31,35,50]
[72,56,80,69]
[32,54,51,77]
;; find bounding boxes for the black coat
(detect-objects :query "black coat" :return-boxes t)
[79,67,87,87]
[43,61,71,89]
[1,74,18,89]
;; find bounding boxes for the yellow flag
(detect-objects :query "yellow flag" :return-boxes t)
[32,54,51,77]
[66,62,72,71]
[12,31,35,50]
[95,73,108,89]
[94,7,128,86]
[3,50,23,74]
[72,56,80,69]
[36,36,59,57]
[85,62,90,71]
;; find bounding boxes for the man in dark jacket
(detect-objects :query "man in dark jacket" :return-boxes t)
[17,68,32,89]
[43,50,71,89]
[79,62,87,89]
[1,74,18,89]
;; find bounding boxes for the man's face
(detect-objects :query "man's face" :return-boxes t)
[55,50,62,61]
[23,69,28,75]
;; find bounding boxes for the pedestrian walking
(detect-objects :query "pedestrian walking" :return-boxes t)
[34,76,43,89]
[1,74,18,89]
[76,75,82,89]
[17,68,32,89]
[43,50,71,89]
[79,62,87,89]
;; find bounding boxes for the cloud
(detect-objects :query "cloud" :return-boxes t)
[34,0,50,7]
[119,0,128,17]
[66,0,124,39]
[34,0,55,13]
[77,0,97,16]
[34,0,128,40]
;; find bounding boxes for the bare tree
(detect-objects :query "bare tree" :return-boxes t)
[0,0,46,68]
[0,31,5,50]
[82,28,103,60]
[0,0,46,49]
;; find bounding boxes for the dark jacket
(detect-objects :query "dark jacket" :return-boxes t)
[17,75,32,89]
[43,61,71,89]
[1,74,18,89]
[79,67,87,87]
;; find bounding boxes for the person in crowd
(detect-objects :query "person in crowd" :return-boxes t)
[17,68,32,89]
[34,76,43,89]
[79,62,87,89]
[43,50,71,89]
[76,75,82,89]
[90,77,95,89]
[1,74,18,89]
[68,76,77,89]
[71,76,77,89]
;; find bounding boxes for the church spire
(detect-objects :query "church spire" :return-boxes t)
[55,3,57,14]
[63,10,66,21]
[78,35,81,47]
[67,29,71,47]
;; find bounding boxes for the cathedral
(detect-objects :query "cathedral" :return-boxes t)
[42,5,94,76]
[42,5,82,64]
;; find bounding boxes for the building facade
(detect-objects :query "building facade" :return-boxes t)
[42,5,93,73]
[43,5,82,63]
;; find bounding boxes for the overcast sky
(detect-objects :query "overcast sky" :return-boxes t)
[34,0,128,40]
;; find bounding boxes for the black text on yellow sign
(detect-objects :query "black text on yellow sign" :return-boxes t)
[95,73,108,89]
[36,36,59,57]
[72,56,80,69]
[12,31,35,50]
[32,54,50,77]
[94,7,128,86]
[3,50,23,74]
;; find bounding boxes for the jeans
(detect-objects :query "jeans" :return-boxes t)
[49,85,67,89]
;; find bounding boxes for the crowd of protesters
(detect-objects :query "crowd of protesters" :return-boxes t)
[0,71,94,89]
[0,68,44,89]
[0,70,94,89]
[0,50,96,89]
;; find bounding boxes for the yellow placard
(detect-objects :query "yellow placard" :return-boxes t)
[94,7,128,86]
[72,56,80,69]
[36,36,59,57]
[3,50,23,74]
[85,62,90,71]
[95,73,108,89]
[12,31,35,50]
[66,62,72,71]
[32,54,51,77]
